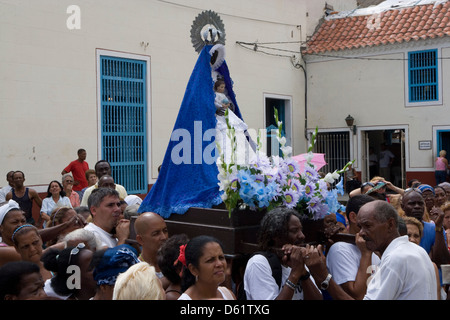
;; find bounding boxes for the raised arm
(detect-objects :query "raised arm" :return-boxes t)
[431,208,450,267]
[340,234,373,299]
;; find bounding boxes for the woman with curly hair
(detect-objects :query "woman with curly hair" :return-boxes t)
[243,206,322,300]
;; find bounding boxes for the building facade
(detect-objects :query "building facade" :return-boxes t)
[303,0,450,187]
[1,0,360,198]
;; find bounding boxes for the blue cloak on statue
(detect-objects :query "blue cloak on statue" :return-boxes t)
[138,45,245,218]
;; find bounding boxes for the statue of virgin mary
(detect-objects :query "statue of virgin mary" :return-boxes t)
[139,11,256,218]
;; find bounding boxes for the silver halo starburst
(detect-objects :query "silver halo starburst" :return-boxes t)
[190,10,226,54]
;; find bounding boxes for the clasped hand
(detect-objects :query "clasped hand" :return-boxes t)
[282,244,329,281]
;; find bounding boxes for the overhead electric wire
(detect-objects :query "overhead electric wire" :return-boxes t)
[236,40,450,61]
[156,0,450,63]
[236,41,296,59]
[236,41,301,54]
[302,52,450,61]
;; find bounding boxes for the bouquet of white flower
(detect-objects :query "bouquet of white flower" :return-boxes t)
[217,109,353,219]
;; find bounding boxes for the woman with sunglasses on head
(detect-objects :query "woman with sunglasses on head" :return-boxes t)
[41,242,96,300]
[350,176,405,199]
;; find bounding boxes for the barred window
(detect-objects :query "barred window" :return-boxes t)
[313,131,350,174]
[408,49,438,103]
[100,56,148,194]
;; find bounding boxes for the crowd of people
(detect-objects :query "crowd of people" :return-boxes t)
[0,149,450,301]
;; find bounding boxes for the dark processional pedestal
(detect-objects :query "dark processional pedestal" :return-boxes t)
[161,204,354,257]
[164,204,265,256]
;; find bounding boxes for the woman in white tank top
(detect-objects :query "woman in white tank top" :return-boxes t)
[177,235,236,300]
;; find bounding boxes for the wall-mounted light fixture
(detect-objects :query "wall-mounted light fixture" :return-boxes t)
[345,114,357,134]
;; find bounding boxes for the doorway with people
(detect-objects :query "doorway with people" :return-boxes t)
[361,128,406,189]
[436,128,450,183]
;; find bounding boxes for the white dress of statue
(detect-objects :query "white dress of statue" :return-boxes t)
[210,46,257,167]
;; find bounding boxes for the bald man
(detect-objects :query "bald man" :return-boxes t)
[134,212,169,280]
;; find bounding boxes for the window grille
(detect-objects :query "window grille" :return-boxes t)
[100,56,148,194]
[408,49,438,103]
[313,131,350,174]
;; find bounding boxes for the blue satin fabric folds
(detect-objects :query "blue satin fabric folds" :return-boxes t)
[139,45,243,218]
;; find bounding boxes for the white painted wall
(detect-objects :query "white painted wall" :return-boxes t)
[0,0,357,190]
[305,41,450,173]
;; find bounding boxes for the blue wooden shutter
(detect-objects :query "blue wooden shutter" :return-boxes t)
[408,49,438,102]
[100,56,148,194]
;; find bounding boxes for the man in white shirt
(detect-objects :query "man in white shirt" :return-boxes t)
[305,200,437,300]
[326,195,380,299]
[80,160,128,207]
[379,144,395,181]
[0,171,14,203]
[84,188,130,248]
[368,147,378,179]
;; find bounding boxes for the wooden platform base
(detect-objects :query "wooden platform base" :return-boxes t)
[164,205,266,256]
[162,206,355,255]
[128,204,355,257]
